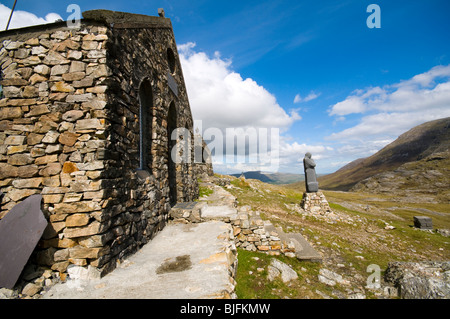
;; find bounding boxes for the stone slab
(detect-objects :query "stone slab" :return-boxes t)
[201,205,237,219]
[167,72,178,96]
[0,195,47,289]
[413,216,433,229]
[172,202,198,210]
[42,221,236,299]
[264,224,322,262]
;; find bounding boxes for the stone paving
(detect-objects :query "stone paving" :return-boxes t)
[41,179,321,299]
[42,221,237,299]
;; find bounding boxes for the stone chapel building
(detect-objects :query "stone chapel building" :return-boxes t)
[0,9,211,277]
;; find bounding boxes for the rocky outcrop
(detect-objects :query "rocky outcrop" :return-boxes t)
[384,261,450,299]
[351,151,449,203]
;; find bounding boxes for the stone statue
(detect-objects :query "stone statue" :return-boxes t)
[303,152,319,192]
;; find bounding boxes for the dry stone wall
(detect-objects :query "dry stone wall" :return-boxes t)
[0,10,199,283]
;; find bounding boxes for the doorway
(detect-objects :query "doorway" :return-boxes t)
[167,102,177,206]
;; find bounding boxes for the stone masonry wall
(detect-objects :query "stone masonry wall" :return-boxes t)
[0,11,199,281]
[98,16,199,271]
[0,24,114,276]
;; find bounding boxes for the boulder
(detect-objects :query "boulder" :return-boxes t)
[384,261,450,299]
[269,259,298,283]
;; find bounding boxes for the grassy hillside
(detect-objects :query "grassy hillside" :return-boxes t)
[209,174,450,298]
[212,174,450,299]
[351,151,450,203]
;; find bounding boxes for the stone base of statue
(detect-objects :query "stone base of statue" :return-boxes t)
[300,191,332,215]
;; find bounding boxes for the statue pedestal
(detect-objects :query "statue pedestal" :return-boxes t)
[300,191,332,214]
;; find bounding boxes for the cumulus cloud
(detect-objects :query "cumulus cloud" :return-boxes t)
[178,42,298,132]
[318,64,450,172]
[0,4,63,30]
[179,43,321,173]
[328,96,366,116]
[274,138,335,174]
[214,134,332,174]
[327,64,450,140]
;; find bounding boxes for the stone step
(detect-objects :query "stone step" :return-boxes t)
[201,205,238,220]
[169,201,238,223]
[264,224,322,262]
[169,202,204,223]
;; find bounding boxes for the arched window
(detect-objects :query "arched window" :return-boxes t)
[167,47,176,74]
[138,79,153,172]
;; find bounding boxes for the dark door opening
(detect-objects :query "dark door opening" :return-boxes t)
[167,102,177,206]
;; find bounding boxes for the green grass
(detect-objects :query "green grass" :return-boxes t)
[198,185,213,198]
[328,202,362,215]
[218,175,450,299]
[235,249,324,299]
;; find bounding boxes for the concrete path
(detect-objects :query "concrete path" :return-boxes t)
[42,221,237,299]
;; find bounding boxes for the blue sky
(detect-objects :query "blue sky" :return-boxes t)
[2,0,450,174]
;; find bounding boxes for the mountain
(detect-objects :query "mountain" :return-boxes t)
[317,117,450,192]
[351,151,449,202]
[230,171,304,185]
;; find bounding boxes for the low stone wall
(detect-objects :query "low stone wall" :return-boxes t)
[230,207,296,257]
[170,200,296,258]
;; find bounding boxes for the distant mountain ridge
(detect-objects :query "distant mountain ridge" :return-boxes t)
[317,117,450,191]
[230,171,305,185]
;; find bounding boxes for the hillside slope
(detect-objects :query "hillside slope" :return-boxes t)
[211,174,450,299]
[317,117,450,191]
[351,151,449,202]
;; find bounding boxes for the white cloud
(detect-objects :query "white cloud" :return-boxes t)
[211,135,332,174]
[179,42,310,174]
[328,110,450,142]
[319,64,450,173]
[327,64,450,140]
[293,91,320,104]
[0,4,63,30]
[398,64,450,88]
[289,110,302,121]
[328,96,366,116]
[272,138,333,173]
[178,42,298,132]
